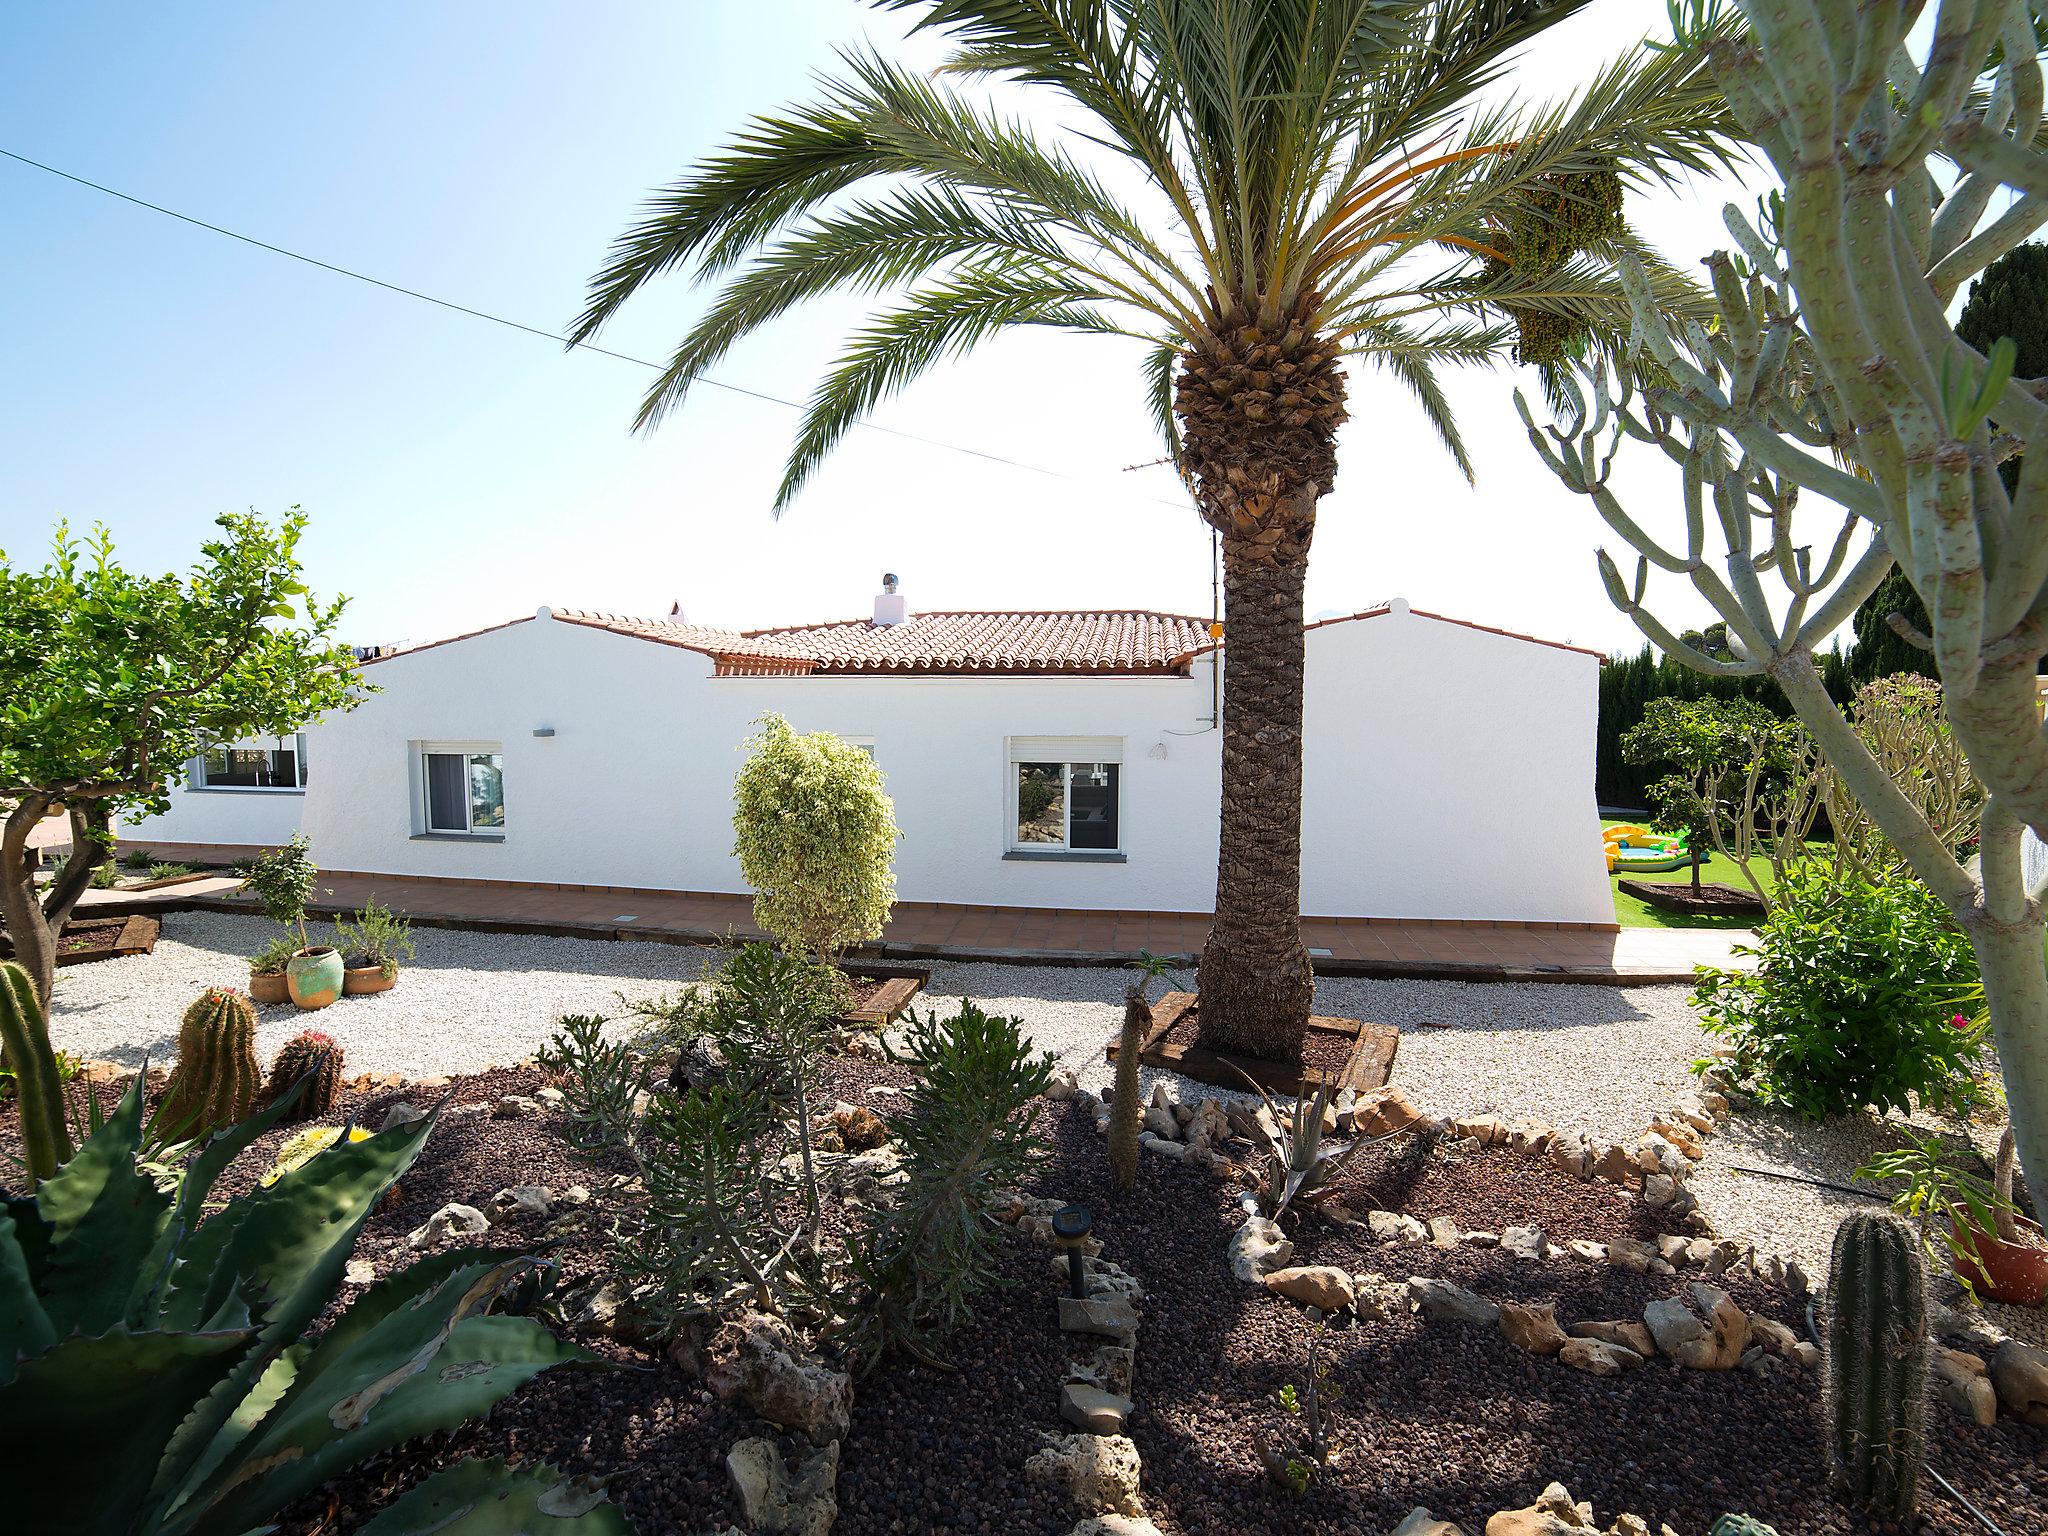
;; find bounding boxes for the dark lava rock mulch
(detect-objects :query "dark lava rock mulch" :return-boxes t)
[1019,1102,2048,1536]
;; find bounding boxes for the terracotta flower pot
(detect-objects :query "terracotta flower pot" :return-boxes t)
[343,964,396,995]
[286,947,345,1010]
[249,970,290,1005]
[1952,1214,2048,1307]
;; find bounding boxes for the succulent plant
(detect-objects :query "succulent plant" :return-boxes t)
[264,1027,343,1121]
[1825,1210,1928,1518]
[1107,984,1146,1192]
[162,986,261,1137]
[0,957,73,1180]
[1709,1517,1780,1536]
[0,1073,629,1535]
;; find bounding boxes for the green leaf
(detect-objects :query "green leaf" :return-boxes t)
[0,1210,57,1383]
[353,1457,636,1535]
[35,1075,173,1337]
[0,1325,257,1534]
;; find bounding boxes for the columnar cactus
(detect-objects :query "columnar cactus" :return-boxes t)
[0,958,74,1180]
[263,1028,343,1121]
[1824,1212,1927,1518]
[1106,984,1147,1193]
[163,985,261,1136]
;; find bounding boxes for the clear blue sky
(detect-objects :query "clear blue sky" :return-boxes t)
[1,1,1765,652]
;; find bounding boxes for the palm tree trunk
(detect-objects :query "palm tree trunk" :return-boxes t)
[1196,526,1316,1058]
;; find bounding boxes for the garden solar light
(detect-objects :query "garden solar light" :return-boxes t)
[1052,1204,1092,1299]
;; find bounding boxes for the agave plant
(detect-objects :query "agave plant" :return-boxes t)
[1238,1073,1386,1221]
[0,1073,633,1534]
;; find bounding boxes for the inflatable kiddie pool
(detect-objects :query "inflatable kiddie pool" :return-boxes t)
[1603,824,1694,874]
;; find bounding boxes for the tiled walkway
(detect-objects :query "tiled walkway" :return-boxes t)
[80,871,1752,983]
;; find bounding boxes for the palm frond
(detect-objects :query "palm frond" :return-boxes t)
[775,262,1130,509]
[1141,335,1186,466]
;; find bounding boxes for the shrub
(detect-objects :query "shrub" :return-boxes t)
[1691,863,1981,1119]
[0,1075,628,1535]
[247,933,297,977]
[732,714,899,961]
[240,832,318,947]
[337,897,416,976]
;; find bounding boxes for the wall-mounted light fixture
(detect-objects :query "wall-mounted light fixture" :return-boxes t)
[532,726,556,738]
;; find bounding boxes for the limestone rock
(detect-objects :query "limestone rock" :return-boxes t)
[1060,1294,1141,1344]
[1642,1297,1705,1356]
[1746,1316,1800,1360]
[1140,1105,1179,1139]
[1934,1349,1999,1427]
[1354,1275,1410,1322]
[1067,1342,1135,1398]
[1138,1133,1187,1161]
[726,1436,839,1536]
[1646,1120,1706,1160]
[1264,1265,1357,1312]
[1565,1239,1608,1264]
[1026,1433,1143,1517]
[1485,1481,1596,1536]
[1068,1517,1165,1536]
[1991,1339,2048,1423]
[1368,1209,1430,1243]
[1498,1300,1568,1355]
[705,1312,853,1446]
[1548,1133,1594,1179]
[1592,1143,1638,1183]
[406,1202,490,1249]
[378,1100,429,1132]
[1045,1072,1080,1101]
[491,1184,552,1218]
[1508,1123,1558,1155]
[533,1084,566,1109]
[1558,1337,1645,1377]
[1606,1238,1658,1275]
[1062,1382,1135,1436]
[1500,1225,1550,1261]
[1453,1115,1509,1146]
[1644,1285,1749,1370]
[493,1094,542,1120]
[1390,1510,1470,1536]
[1428,1216,1464,1248]
[1569,1319,1656,1357]
[343,1258,375,1286]
[1353,1088,1430,1140]
[1408,1276,1500,1326]
[1227,1216,1294,1282]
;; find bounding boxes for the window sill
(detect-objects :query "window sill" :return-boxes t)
[409,832,507,843]
[187,786,305,795]
[1003,849,1127,863]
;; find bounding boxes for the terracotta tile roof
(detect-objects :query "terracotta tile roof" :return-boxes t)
[738,610,1215,675]
[1170,602,1603,664]
[365,601,1594,676]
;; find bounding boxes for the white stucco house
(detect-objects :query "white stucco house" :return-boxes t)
[117,586,1615,928]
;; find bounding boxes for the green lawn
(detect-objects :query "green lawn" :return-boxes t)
[1601,819,1779,929]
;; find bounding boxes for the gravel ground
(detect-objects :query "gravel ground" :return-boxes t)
[45,916,2042,1344]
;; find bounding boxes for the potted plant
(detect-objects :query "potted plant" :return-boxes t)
[1860,1129,2047,1307]
[238,835,341,1010]
[245,934,296,1005]
[335,899,415,995]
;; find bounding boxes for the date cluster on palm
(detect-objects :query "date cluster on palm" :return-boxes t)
[1481,164,1627,366]
[1174,299,1348,562]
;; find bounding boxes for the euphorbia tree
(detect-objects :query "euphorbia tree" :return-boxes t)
[568,0,1738,1060]
[0,512,363,1006]
[1523,2,2048,1199]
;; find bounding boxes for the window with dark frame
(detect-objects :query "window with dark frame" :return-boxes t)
[196,736,306,790]
[1011,758,1120,851]
[422,749,505,834]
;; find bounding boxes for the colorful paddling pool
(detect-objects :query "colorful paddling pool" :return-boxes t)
[1603,824,1694,873]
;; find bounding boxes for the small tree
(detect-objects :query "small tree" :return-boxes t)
[1621,696,1813,897]
[240,833,320,954]
[732,714,899,964]
[0,513,363,1008]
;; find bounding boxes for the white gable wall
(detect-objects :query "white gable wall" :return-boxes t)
[120,606,1612,925]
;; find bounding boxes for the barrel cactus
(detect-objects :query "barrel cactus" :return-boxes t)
[162,985,261,1136]
[0,1073,631,1535]
[1825,1211,1928,1518]
[1709,1518,1780,1536]
[0,958,74,1180]
[263,1027,343,1121]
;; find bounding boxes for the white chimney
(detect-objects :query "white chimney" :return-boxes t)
[872,571,908,627]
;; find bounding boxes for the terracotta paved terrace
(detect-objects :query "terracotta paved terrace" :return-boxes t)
[82,869,1752,983]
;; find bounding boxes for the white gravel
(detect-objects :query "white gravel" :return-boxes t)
[48,913,2040,1343]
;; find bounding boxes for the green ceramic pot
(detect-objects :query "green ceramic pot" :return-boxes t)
[286,947,344,1010]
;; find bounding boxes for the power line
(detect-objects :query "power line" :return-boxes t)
[0,145,1189,504]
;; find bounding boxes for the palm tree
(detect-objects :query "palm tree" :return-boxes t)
[569,0,1738,1061]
